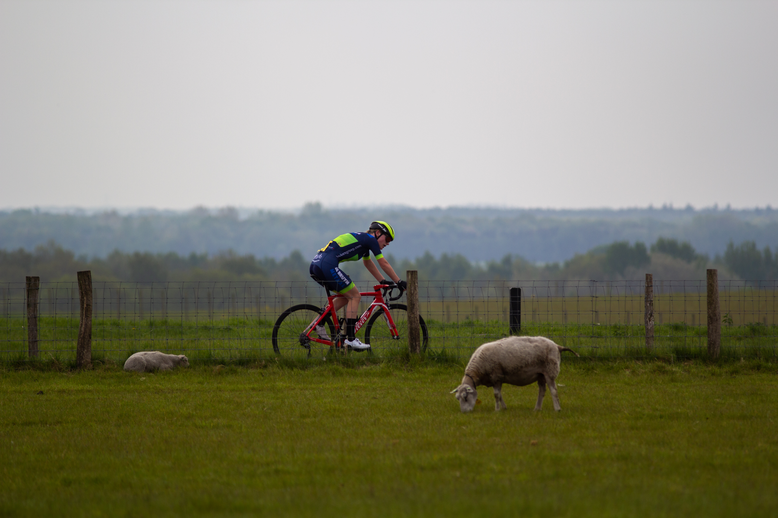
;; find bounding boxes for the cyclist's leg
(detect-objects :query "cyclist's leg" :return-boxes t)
[313,263,367,349]
[332,294,349,314]
[323,265,355,314]
[338,285,369,349]
[310,261,340,318]
[312,262,353,316]
[340,283,360,319]
[330,269,359,340]
[326,278,366,350]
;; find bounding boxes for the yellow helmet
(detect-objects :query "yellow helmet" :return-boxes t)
[369,221,395,241]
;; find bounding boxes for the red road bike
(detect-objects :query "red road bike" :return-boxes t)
[271,283,429,356]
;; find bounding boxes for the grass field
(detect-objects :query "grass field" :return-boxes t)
[1,358,777,517]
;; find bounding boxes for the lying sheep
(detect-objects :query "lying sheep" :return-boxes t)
[451,336,578,413]
[123,351,190,373]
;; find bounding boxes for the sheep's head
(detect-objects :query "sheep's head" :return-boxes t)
[451,384,477,413]
[178,355,190,367]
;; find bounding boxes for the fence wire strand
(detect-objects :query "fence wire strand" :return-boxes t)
[2,279,777,362]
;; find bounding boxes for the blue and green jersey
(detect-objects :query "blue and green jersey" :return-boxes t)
[314,232,384,263]
[309,232,383,293]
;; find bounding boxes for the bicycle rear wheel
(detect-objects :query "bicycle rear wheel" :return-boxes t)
[271,304,336,357]
[364,304,429,353]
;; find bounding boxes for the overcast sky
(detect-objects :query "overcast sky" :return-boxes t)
[2,0,776,212]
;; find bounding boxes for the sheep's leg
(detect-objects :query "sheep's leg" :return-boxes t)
[493,383,506,411]
[546,375,562,412]
[535,377,546,411]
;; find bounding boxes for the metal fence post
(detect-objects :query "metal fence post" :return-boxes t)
[645,274,654,350]
[407,270,420,354]
[707,269,721,360]
[509,287,521,334]
[77,271,93,369]
[26,276,40,358]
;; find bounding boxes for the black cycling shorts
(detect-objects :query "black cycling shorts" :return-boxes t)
[309,260,354,294]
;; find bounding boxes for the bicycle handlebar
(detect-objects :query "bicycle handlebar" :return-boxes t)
[375,283,405,302]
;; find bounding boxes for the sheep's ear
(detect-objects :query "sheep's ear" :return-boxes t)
[450,388,459,394]
[465,386,474,393]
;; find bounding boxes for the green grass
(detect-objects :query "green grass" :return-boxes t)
[3,315,778,364]
[1,360,778,517]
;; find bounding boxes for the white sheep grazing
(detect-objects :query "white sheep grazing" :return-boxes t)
[123,351,190,373]
[451,336,578,413]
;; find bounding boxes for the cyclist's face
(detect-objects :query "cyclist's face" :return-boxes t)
[377,233,391,249]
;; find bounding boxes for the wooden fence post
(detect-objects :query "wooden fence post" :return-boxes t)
[26,276,40,358]
[509,287,522,335]
[407,270,420,354]
[707,269,721,360]
[77,271,93,369]
[644,274,654,350]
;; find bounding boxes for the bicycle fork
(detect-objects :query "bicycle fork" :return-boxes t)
[379,311,401,340]
[365,303,401,341]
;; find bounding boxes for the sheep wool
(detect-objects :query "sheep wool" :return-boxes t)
[451,336,578,413]
[124,351,190,373]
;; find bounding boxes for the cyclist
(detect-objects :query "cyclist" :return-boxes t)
[309,221,407,350]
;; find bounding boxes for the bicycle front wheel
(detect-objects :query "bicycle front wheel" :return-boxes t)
[364,304,429,353]
[271,304,335,357]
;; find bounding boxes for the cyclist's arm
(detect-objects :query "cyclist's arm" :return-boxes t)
[376,257,400,284]
[362,258,385,282]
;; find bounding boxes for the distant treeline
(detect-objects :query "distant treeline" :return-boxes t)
[2,204,778,265]
[2,238,776,284]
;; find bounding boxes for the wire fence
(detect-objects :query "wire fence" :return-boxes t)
[2,278,777,362]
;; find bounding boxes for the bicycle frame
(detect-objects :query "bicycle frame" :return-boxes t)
[304,284,401,347]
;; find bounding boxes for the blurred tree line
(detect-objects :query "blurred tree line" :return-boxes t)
[2,238,775,284]
[2,204,777,265]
